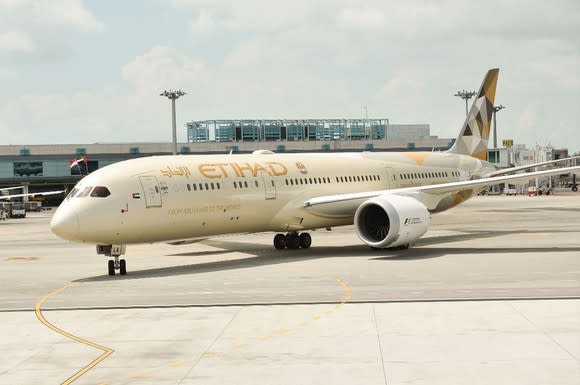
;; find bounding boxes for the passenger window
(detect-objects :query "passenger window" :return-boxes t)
[193,184,197,191]
[187,184,191,191]
[90,186,110,198]
[211,183,215,190]
[217,183,221,190]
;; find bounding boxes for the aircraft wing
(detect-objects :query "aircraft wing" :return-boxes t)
[0,190,65,200]
[484,155,580,178]
[0,186,24,192]
[303,166,580,216]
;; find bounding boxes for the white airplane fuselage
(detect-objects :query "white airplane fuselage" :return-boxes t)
[51,151,493,245]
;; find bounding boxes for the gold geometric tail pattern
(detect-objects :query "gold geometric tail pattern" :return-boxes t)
[448,68,499,160]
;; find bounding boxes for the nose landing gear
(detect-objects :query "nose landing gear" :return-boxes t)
[97,244,127,276]
[273,232,312,250]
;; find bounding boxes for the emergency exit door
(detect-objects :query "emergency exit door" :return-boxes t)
[139,176,162,208]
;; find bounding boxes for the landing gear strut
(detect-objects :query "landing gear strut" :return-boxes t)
[273,232,312,250]
[97,244,127,276]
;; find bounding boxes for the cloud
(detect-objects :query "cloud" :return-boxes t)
[337,6,386,30]
[0,0,103,55]
[1,1,579,151]
[0,46,207,144]
[121,46,205,94]
[0,30,35,52]
[190,8,216,37]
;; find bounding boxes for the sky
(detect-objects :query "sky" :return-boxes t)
[0,0,579,152]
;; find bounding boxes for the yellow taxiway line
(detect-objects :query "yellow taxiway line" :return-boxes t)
[35,283,114,385]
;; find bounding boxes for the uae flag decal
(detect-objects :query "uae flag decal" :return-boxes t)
[132,193,141,199]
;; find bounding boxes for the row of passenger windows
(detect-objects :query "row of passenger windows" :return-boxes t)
[233,180,275,189]
[186,182,221,191]
[185,174,385,192]
[186,180,276,191]
[181,170,457,193]
[399,170,459,180]
[285,174,381,186]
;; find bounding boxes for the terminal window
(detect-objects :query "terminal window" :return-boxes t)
[14,161,43,177]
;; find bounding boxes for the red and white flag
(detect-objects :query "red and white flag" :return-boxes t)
[68,156,88,169]
[68,158,79,168]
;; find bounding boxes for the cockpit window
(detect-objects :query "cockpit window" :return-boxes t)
[90,186,111,198]
[66,187,79,199]
[76,186,93,198]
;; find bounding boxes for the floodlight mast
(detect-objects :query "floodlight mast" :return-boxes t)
[160,89,186,155]
[492,104,505,149]
[454,89,477,116]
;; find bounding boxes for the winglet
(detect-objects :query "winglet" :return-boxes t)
[448,68,499,160]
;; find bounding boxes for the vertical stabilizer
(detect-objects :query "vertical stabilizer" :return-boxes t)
[448,68,499,160]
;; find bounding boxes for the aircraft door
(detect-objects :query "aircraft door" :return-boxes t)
[384,167,395,189]
[139,176,162,208]
[261,172,276,200]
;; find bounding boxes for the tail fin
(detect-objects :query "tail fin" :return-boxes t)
[448,68,499,160]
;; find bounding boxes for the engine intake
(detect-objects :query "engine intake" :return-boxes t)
[354,194,430,248]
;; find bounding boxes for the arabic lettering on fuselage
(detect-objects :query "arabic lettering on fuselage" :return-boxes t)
[160,166,192,178]
[198,162,288,179]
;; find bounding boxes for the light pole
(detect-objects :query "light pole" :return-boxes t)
[492,105,505,149]
[160,89,186,155]
[454,89,477,116]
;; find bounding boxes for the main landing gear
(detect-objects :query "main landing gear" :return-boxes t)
[273,232,312,250]
[97,244,127,276]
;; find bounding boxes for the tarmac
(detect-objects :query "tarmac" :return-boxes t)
[1,194,579,384]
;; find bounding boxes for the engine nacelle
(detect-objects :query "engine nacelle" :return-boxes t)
[354,194,430,248]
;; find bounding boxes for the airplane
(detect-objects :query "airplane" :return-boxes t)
[50,68,580,276]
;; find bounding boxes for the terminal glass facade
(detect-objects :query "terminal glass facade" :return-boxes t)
[186,119,390,143]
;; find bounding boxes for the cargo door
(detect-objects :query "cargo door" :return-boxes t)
[139,176,162,208]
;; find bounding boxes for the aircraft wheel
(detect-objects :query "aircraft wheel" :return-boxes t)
[572,185,578,192]
[299,233,312,249]
[119,259,127,275]
[286,234,300,249]
[108,260,115,276]
[273,234,286,249]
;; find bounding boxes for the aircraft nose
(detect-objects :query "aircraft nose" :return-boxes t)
[50,206,80,240]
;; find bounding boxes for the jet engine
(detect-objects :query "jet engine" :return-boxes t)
[354,194,430,248]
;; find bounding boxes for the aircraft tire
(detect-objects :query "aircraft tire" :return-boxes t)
[286,234,300,249]
[119,259,127,275]
[108,260,115,276]
[572,185,578,192]
[299,233,312,249]
[273,234,286,249]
